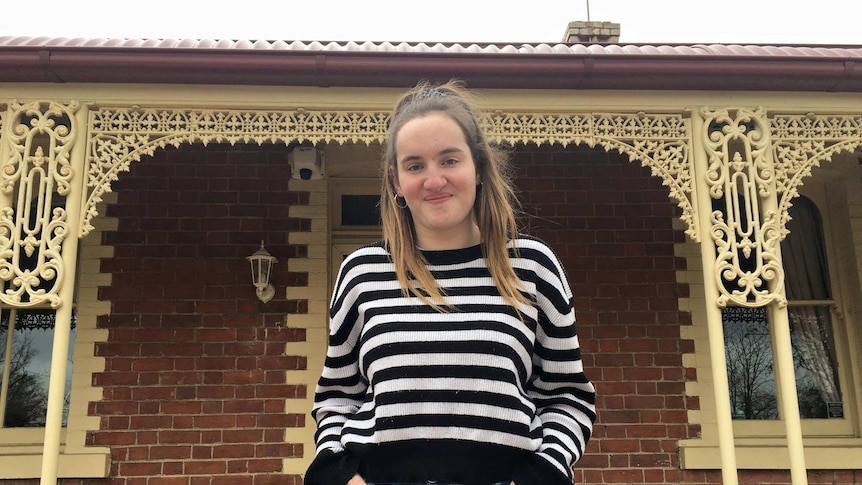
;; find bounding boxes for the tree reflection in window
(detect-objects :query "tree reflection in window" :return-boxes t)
[0,309,76,427]
[723,196,843,420]
[724,307,778,419]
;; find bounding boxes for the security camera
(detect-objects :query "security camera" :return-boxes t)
[290,147,325,180]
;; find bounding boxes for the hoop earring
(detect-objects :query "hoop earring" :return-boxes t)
[394,194,408,209]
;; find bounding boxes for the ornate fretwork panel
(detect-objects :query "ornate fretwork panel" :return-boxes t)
[84,108,390,236]
[84,107,696,239]
[484,111,696,240]
[0,101,79,308]
[702,107,785,308]
[771,113,862,235]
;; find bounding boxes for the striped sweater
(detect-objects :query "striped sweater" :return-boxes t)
[305,236,596,485]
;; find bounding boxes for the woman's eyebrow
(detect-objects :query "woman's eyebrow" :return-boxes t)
[398,146,465,165]
[437,147,465,157]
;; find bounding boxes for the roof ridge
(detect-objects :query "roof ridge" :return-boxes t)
[1,36,861,56]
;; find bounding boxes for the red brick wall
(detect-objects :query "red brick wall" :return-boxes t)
[91,143,309,485]
[514,145,695,484]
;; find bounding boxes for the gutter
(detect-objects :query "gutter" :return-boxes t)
[1,45,861,92]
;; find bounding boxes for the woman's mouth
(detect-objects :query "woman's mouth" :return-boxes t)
[424,193,452,203]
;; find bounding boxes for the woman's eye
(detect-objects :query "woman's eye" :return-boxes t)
[443,158,458,165]
[406,164,423,172]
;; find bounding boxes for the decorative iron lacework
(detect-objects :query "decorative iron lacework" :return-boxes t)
[0,308,76,331]
[83,107,390,236]
[701,107,786,308]
[84,107,696,239]
[483,111,695,239]
[0,101,78,308]
[721,305,768,325]
[770,113,862,237]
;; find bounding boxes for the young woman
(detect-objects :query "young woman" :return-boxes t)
[305,80,596,485]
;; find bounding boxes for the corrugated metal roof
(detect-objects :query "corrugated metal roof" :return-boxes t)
[2,36,861,58]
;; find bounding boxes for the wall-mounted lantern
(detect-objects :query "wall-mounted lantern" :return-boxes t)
[247,241,277,303]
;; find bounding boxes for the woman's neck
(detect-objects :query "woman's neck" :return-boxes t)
[416,224,481,251]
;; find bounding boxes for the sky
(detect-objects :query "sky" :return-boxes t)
[4,0,862,45]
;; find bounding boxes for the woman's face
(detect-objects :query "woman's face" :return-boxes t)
[392,111,480,250]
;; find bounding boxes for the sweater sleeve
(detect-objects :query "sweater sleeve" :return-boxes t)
[304,253,368,485]
[512,239,596,485]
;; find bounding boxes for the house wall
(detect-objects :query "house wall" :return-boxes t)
[51,141,855,485]
[514,144,697,483]
[96,141,695,485]
[92,143,309,485]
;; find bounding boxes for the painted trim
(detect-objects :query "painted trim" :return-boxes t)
[0,451,109,479]
[679,439,862,469]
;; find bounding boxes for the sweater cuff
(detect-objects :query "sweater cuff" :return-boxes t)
[304,449,361,485]
[511,453,572,485]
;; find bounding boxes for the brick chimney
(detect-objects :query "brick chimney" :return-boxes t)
[563,21,621,43]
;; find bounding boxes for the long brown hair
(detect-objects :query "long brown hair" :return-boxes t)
[380,79,529,311]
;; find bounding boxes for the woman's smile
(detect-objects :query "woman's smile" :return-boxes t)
[424,192,452,203]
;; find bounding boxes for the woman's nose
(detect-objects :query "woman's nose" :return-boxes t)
[424,172,447,190]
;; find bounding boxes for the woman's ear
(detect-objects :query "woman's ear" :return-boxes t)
[389,166,401,194]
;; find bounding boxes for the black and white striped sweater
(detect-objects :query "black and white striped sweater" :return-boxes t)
[305,236,596,485]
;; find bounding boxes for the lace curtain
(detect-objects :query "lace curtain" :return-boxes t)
[782,197,842,405]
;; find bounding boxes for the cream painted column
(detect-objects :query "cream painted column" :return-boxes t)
[0,105,13,425]
[752,110,808,485]
[761,136,808,484]
[689,109,740,485]
[767,302,809,484]
[40,103,89,485]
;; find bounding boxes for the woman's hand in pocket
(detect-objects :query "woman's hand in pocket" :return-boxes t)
[347,474,366,485]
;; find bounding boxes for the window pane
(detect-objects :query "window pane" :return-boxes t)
[723,307,778,420]
[789,305,842,419]
[341,195,381,226]
[783,197,831,301]
[723,306,842,420]
[0,310,75,428]
[781,196,843,418]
